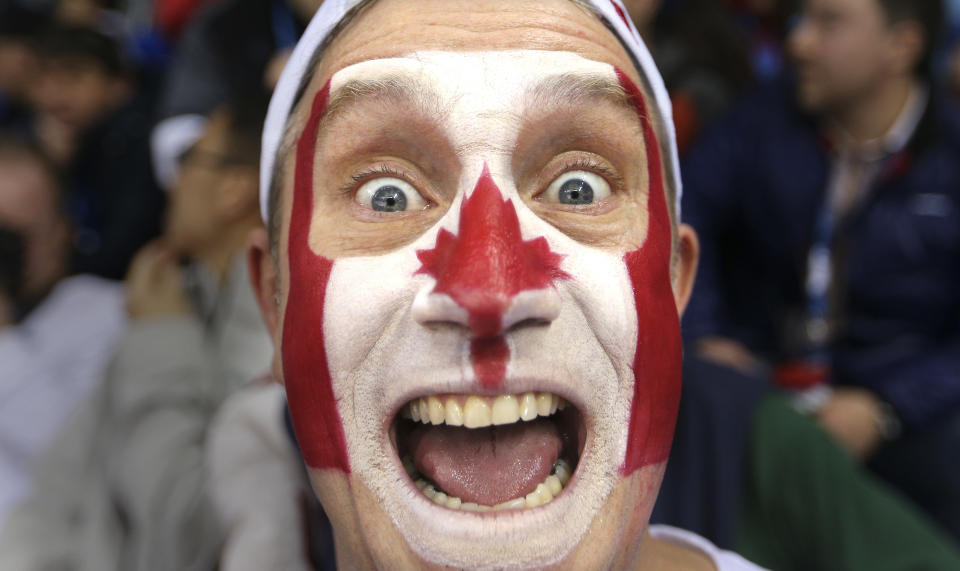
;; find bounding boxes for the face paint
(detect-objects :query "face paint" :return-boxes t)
[283,80,351,472]
[609,0,631,29]
[416,164,571,389]
[615,68,683,474]
[283,51,678,568]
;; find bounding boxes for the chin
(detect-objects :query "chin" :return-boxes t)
[308,456,667,569]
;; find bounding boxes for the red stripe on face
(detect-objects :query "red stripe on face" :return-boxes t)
[416,165,570,389]
[616,68,683,475]
[609,0,631,28]
[283,81,351,472]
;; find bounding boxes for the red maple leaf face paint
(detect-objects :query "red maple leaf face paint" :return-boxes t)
[615,67,683,474]
[282,80,351,472]
[275,51,683,567]
[416,165,571,389]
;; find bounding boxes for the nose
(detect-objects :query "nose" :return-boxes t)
[412,274,564,337]
[412,165,570,338]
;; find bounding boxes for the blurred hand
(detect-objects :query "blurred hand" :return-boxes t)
[125,242,189,319]
[696,336,763,376]
[816,388,885,460]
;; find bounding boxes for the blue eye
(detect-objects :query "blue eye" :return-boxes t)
[356,177,427,212]
[544,171,611,205]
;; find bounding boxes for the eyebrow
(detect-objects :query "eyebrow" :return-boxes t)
[282,68,648,162]
[323,75,445,129]
[526,72,637,116]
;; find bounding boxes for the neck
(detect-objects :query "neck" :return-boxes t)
[195,218,260,284]
[829,76,916,143]
[634,533,715,570]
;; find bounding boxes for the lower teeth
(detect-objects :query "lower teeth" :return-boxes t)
[408,458,572,511]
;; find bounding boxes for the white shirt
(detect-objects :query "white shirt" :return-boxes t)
[0,275,125,525]
[649,525,767,570]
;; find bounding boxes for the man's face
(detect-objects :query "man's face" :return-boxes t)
[35,57,122,129]
[165,111,233,256]
[263,0,696,567]
[789,0,901,112]
[0,39,36,97]
[0,158,68,304]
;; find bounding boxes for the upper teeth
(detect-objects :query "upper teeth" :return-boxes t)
[403,393,568,428]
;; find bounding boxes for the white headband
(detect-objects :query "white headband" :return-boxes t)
[259,0,681,222]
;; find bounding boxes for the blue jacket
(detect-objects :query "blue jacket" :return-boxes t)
[681,82,960,431]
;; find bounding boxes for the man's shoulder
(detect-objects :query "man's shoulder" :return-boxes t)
[923,96,960,151]
[29,276,124,328]
[648,525,768,570]
[48,275,124,314]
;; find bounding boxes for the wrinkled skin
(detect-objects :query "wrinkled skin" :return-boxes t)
[249,0,701,568]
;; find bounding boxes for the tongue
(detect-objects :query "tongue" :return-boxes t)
[407,418,562,506]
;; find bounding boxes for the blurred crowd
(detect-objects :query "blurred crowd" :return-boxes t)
[0,0,958,570]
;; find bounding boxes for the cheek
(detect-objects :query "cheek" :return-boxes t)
[281,254,350,471]
[281,81,351,472]
[620,247,682,474]
[614,68,682,474]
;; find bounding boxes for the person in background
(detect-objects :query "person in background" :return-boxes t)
[150,0,322,191]
[0,2,46,133]
[652,355,960,570]
[0,94,272,571]
[54,0,123,27]
[623,0,753,154]
[33,25,165,280]
[682,0,960,541]
[0,135,125,533]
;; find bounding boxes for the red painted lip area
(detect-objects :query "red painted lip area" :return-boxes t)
[389,388,588,509]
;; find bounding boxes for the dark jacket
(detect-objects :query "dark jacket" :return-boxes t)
[68,95,166,280]
[681,81,960,431]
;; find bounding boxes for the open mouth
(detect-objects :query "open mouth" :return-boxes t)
[391,392,585,512]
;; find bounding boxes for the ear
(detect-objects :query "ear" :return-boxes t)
[215,166,260,221]
[889,20,925,77]
[247,227,284,382]
[672,223,699,317]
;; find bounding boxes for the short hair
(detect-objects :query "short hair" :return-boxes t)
[877,0,945,80]
[36,26,127,77]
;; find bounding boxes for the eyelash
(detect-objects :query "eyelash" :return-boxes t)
[341,156,622,197]
[340,164,409,196]
[554,156,623,193]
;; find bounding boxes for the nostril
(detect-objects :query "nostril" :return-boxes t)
[499,288,562,333]
[506,317,551,334]
[412,286,470,327]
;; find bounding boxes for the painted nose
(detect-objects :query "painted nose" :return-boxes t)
[412,165,570,338]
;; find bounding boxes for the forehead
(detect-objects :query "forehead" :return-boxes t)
[324,50,627,140]
[298,0,648,122]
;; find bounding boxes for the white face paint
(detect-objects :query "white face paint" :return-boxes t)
[305,51,662,568]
